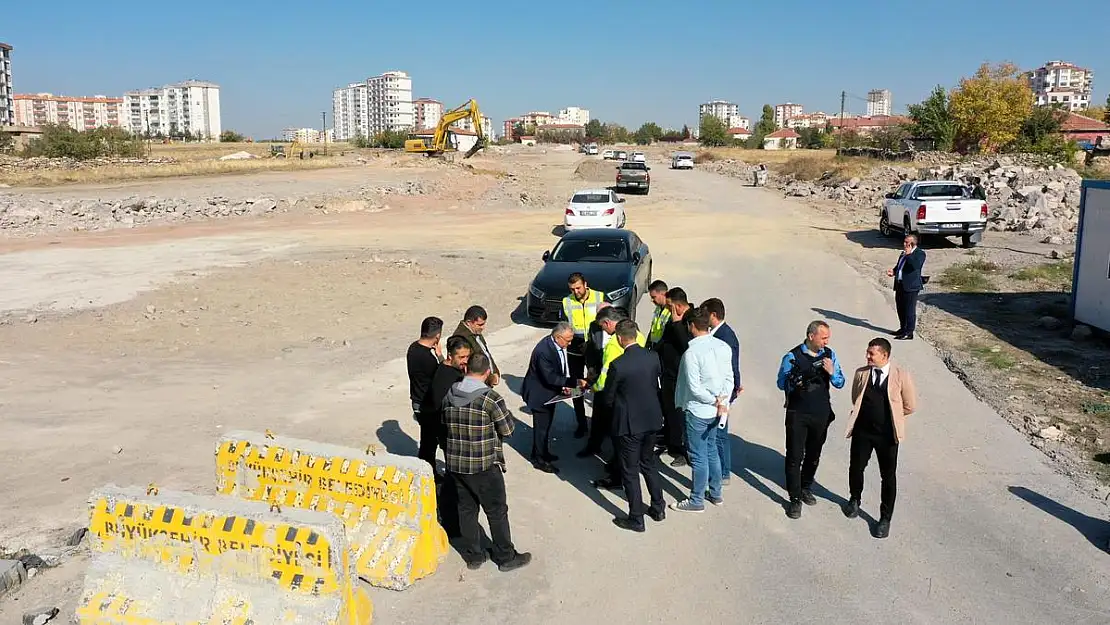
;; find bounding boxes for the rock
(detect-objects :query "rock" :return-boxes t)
[847,177,861,189]
[1039,315,1062,330]
[22,314,37,324]
[66,527,88,547]
[1042,235,1064,245]
[1,559,27,596]
[1070,324,1093,341]
[22,607,60,625]
[1037,425,1064,441]
[145,304,157,315]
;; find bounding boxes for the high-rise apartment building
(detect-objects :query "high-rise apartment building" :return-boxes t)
[727,115,750,130]
[453,114,493,140]
[14,94,124,130]
[414,98,443,131]
[1028,60,1094,111]
[0,43,13,126]
[774,103,804,128]
[282,127,334,143]
[124,80,221,139]
[699,100,739,124]
[558,106,590,126]
[866,89,892,116]
[332,71,414,141]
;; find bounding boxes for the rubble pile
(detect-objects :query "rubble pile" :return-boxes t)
[0,155,177,175]
[0,194,287,233]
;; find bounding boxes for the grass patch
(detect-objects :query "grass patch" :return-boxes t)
[1010,261,1074,287]
[776,154,877,183]
[968,343,1017,369]
[1081,400,1110,418]
[938,259,1001,292]
[693,150,719,164]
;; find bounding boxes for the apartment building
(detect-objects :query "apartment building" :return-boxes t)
[558,106,590,126]
[413,98,443,131]
[332,71,414,141]
[282,127,334,143]
[14,94,124,130]
[699,100,739,124]
[866,89,892,117]
[727,115,750,130]
[518,111,556,127]
[774,103,804,128]
[0,43,12,126]
[784,112,830,130]
[124,80,221,139]
[452,114,493,141]
[1028,60,1094,111]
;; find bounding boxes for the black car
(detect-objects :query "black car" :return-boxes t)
[525,228,652,323]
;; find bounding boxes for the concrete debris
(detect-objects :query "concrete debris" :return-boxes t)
[66,527,89,547]
[23,607,60,625]
[1037,425,1064,441]
[0,155,176,173]
[1,559,27,597]
[217,151,258,161]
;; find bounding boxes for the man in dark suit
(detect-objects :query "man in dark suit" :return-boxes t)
[521,322,585,474]
[602,319,667,532]
[887,234,926,340]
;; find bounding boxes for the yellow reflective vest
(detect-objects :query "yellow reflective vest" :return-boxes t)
[594,331,646,391]
[562,289,605,336]
[648,305,671,345]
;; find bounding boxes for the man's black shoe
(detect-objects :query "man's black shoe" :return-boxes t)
[800,489,817,506]
[654,444,667,456]
[574,426,588,439]
[786,499,803,519]
[669,456,688,468]
[465,556,486,571]
[647,507,666,522]
[576,447,598,459]
[842,499,861,519]
[612,517,646,532]
[497,551,532,573]
[874,519,891,539]
[531,459,560,474]
[894,334,913,341]
[542,452,559,462]
[591,477,621,490]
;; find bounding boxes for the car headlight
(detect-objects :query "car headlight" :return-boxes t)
[529,284,545,299]
[607,287,630,300]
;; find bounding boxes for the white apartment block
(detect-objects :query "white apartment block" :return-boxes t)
[452,114,493,141]
[282,127,334,143]
[866,89,892,116]
[727,115,750,130]
[785,112,830,130]
[0,43,13,126]
[1029,60,1094,111]
[124,80,221,139]
[14,94,124,130]
[414,98,443,131]
[699,100,739,124]
[519,111,556,127]
[558,106,590,126]
[774,103,804,128]
[332,71,414,141]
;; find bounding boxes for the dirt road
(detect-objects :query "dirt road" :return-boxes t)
[1,151,1107,623]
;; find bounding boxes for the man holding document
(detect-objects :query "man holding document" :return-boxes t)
[521,322,586,474]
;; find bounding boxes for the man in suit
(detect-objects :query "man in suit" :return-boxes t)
[887,234,926,340]
[454,305,501,385]
[521,322,585,474]
[843,337,917,539]
[602,319,667,532]
[700,298,742,484]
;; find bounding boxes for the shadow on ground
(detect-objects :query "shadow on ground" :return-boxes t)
[1009,486,1109,553]
[509,296,549,329]
[812,306,896,335]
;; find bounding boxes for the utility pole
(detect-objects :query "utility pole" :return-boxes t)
[837,90,846,153]
[322,111,328,155]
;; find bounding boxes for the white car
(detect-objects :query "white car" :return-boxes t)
[564,188,627,230]
[671,151,694,169]
[630,151,646,163]
[585,144,599,155]
[601,149,615,159]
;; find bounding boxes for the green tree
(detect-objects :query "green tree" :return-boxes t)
[870,125,911,151]
[1105,93,1110,124]
[698,114,730,146]
[796,127,825,149]
[603,122,631,143]
[950,62,1034,153]
[21,124,144,159]
[584,119,604,140]
[907,85,956,152]
[220,130,245,142]
[0,131,13,154]
[634,122,663,145]
[748,105,777,149]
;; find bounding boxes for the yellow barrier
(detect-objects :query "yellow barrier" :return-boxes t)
[215,431,448,590]
[76,485,373,624]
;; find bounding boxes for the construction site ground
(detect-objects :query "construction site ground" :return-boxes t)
[0,146,1108,624]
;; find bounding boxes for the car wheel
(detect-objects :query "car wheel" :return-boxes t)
[903,217,912,235]
[961,233,977,248]
[879,211,893,237]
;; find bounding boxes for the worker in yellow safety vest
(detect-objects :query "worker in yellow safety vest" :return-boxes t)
[578,306,645,462]
[562,272,606,437]
[646,279,671,350]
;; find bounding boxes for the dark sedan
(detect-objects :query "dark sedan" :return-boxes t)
[525,228,652,323]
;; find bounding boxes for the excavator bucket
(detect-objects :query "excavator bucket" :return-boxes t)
[463,137,486,159]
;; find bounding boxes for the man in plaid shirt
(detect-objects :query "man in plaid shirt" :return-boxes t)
[442,352,532,572]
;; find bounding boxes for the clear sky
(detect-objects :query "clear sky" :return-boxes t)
[5,0,1108,138]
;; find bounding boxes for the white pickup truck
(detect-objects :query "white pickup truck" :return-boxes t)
[879,180,988,248]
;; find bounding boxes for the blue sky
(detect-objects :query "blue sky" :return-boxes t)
[5,0,1108,138]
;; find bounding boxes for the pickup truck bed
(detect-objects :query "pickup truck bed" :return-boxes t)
[880,180,987,248]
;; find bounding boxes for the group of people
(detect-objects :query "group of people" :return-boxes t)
[406,268,921,570]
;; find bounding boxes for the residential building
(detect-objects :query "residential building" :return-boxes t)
[1059,112,1110,146]
[124,80,221,139]
[281,127,333,143]
[699,100,739,125]
[519,111,556,127]
[785,112,830,130]
[828,115,909,135]
[763,128,800,150]
[536,123,585,141]
[1028,60,1094,111]
[414,98,443,131]
[332,70,414,141]
[0,42,12,126]
[503,118,519,138]
[728,127,752,142]
[558,106,590,126]
[866,89,892,117]
[774,103,804,128]
[727,115,750,130]
[14,94,124,131]
[453,114,493,141]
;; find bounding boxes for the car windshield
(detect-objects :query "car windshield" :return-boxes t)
[914,184,966,198]
[551,238,630,263]
[677,155,692,160]
[571,193,610,203]
[620,162,647,170]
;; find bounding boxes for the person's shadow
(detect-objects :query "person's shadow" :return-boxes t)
[375,419,462,544]
[1009,486,1110,553]
[811,306,895,335]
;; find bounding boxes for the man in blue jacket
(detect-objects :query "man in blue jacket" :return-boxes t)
[521,322,585,474]
[888,234,926,340]
[700,298,742,483]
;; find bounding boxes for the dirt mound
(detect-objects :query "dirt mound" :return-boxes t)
[573,158,616,182]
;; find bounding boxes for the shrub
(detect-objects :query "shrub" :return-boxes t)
[21,124,145,160]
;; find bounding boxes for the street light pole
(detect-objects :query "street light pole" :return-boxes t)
[322,111,327,156]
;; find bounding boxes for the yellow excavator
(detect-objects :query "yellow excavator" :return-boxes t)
[404,99,486,158]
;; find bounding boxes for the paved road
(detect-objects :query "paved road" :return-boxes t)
[346,162,1110,624]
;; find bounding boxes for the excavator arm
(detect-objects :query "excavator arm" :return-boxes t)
[405,99,485,158]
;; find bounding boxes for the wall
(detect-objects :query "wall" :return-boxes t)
[1073,182,1110,332]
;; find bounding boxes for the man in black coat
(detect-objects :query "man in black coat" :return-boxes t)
[602,319,667,532]
[521,322,584,474]
[887,234,926,340]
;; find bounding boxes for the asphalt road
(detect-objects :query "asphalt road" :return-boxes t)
[356,162,1110,625]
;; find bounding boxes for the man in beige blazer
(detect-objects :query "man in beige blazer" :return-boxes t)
[843,337,917,538]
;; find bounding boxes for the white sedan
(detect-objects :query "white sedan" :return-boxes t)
[564,188,627,230]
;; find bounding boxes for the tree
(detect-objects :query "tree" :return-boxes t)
[907,85,956,152]
[633,122,663,145]
[220,130,245,143]
[603,122,631,143]
[949,62,1034,153]
[870,125,911,151]
[698,114,730,147]
[1104,93,1110,124]
[681,124,691,140]
[748,104,777,149]
[796,127,825,149]
[584,119,604,140]
[0,131,13,154]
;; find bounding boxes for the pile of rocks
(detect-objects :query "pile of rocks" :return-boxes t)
[0,155,177,175]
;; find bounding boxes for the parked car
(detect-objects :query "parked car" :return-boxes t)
[615,150,629,160]
[630,151,646,163]
[526,228,652,323]
[615,161,650,194]
[564,188,627,231]
[602,149,615,159]
[585,143,600,155]
[671,151,695,169]
[880,180,988,248]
